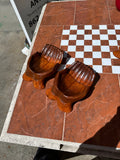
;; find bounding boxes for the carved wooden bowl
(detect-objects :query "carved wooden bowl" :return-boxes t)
[23,44,64,89]
[113,47,120,59]
[46,61,96,113]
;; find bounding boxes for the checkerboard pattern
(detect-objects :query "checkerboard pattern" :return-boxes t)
[60,25,120,74]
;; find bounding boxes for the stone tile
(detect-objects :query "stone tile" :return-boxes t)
[101,40,109,45]
[64,74,120,148]
[102,52,111,58]
[93,58,102,65]
[75,8,110,25]
[41,1,75,25]
[75,1,110,25]
[44,1,75,16]
[84,52,92,58]
[103,66,112,73]
[31,25,63,54]
[110,46,118,52]
[76,0,107,11]
[111,59,120,66]
[109,8,120,24]
[107,0,116,9]
[8,80,64,140]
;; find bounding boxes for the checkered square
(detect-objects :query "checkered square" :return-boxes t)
[60,25,120,74]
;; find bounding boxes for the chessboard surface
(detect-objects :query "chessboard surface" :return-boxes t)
[60,25,120,74]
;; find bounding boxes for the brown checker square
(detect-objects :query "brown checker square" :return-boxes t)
[76,46,84,51]
[85,30,92,34]
[78,25,84,29]
[77,35,84,40]
[84,40,92,45]
[116,30,120,34]
[110,46,118,52]
[118,40,120,45]
[103,66,112,73]
[75,58,83,63]
[62,35,69,40]
[107,25,115,29]
[70,30,77,34]
[108,35,116,40]
[92,25,99,29]
[64,26,70,29]
[92,35,100,40]
[93,58,102,65]
[61,46,68,51]
[68,52,75,58]
[100,30,107,34]
[84,52,92,58]
[101,40,109,45]
[111,59,120,66]
[102,52,111,58]
[93,46,101,51]
[69,40,76,45]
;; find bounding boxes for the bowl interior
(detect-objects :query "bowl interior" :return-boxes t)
[30,53,55,73]
[58,70,84,97]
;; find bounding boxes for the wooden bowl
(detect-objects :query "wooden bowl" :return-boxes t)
[23,44,64,89]
[46,61,96,113]
[113,47,120,59]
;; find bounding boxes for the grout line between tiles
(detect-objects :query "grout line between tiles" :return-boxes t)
[62,113,66,141]
[106,0,112,24]
[73,1,76,25]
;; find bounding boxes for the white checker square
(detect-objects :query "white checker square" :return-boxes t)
[93,65,103,73]
[116,35,120,40]
[92,30,100,35]
[68,46,76,52]
[84,58,93,65]
[75,52,84,58]
[108,29,116,35]
[67,58,75,65]
[61,25,120,75]
[84,46,92,52]
[61,40,69,46]
[115,25,120,30]
[93,52,102,58]
[100,34,108,40]
[69,35,77,40]
[76,40,84,46]
[84,35,92,40]
[109,40,118,46]
[101,46,110,52]
[70,25,77,30]
[85,25,92,30]
[110,52,118,59]
[112,66,120,74]
[62,30,70,35]
[99,25,107,30]
[77,30,84,35]
[102,58,111,66]
[92,40,101,46]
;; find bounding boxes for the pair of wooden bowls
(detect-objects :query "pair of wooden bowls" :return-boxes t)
[23,44,96,113]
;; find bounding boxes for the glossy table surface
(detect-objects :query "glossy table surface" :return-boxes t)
[1,0,120,158]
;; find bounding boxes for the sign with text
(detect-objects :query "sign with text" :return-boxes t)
[10,0,60,45]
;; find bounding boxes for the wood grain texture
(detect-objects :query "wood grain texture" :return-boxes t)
[113,47,120,59]
[46,61,96,113]
[23,44,64,89]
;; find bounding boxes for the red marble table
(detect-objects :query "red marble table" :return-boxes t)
[1,0,120,159]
